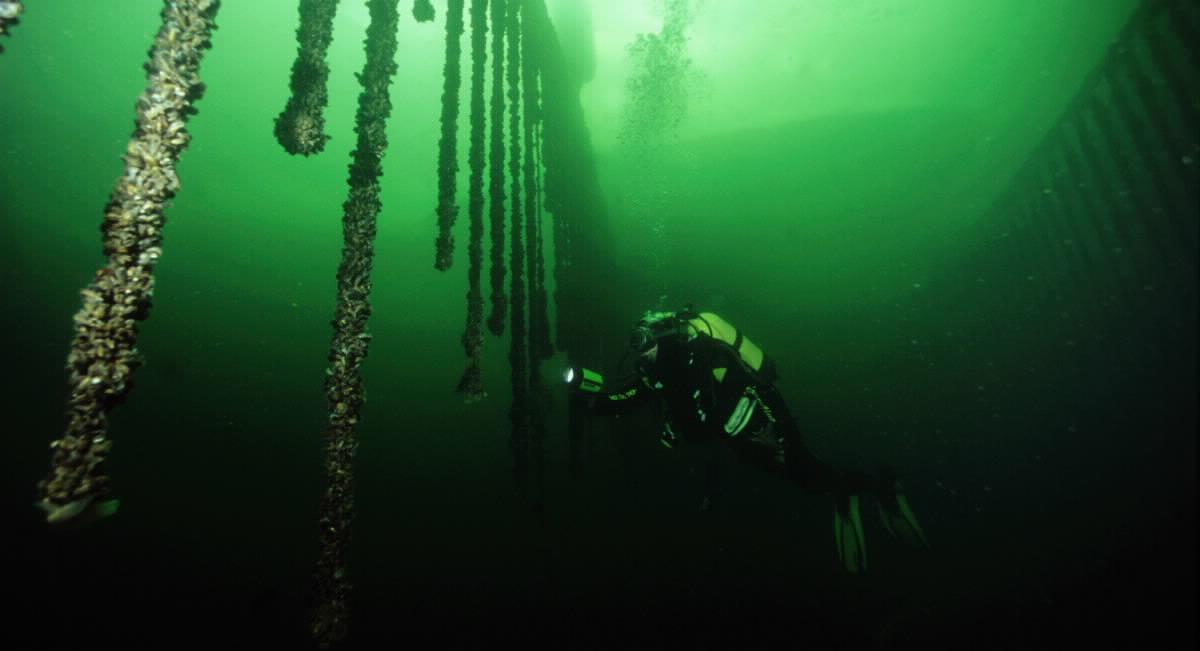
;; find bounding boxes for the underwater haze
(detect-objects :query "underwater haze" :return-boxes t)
[1,0,1195,649]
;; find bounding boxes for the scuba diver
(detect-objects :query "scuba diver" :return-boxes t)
[564,306,928,574]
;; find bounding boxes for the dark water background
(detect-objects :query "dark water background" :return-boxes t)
[1,1,1194,649]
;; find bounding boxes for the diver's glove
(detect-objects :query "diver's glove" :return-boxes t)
[875,466,929,549]
[833,493,868,574]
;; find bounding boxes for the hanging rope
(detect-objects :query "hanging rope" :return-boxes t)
[34,0,220,526]
[310,0,399,646]
[520,0,550,515]
[522,5,540,361]
[434,0,465,271]
[486,0,508,336]
[533,0,575,355]
[456,0,488,402]
[532,114,553,360]
[506,0,528,493]
[275,0,340,156]
[523,15,552,363]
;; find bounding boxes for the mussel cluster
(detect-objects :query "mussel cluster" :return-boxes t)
[274,0,339,156]
[0,0,23,51]
[311,0,399,644]
[412,0,434,23]
[38,0,219,522]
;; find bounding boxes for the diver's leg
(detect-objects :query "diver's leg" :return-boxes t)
[767,387,929,555]
[752,384,878,573]
[783,444,877,496]
[749,383,877,495]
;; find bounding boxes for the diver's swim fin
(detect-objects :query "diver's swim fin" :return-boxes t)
[877,483,929,549]
[833,494,867,574]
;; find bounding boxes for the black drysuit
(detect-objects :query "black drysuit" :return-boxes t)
[595,328,884,498]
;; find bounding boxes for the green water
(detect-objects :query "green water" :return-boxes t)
[2,1,1195,648]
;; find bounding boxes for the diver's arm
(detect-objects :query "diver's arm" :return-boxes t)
[587,373,657,415]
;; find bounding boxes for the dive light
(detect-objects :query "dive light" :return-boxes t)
[564,366,604,393]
